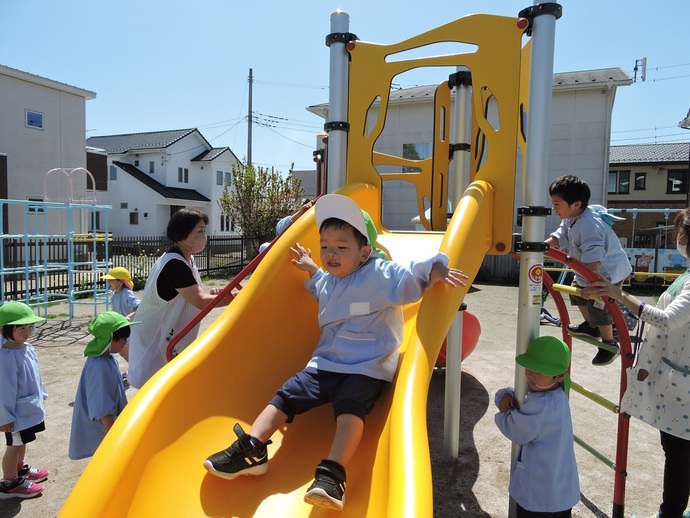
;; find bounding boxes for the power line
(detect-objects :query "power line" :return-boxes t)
[611,132,690,143]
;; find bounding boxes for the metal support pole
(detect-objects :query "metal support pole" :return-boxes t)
[443,304,465,459]
[451,67,472,205]
[511,3,561,517]
[443,68,473,460]
[326,10,350,192]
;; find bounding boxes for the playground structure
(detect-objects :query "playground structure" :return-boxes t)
[59,5,636,518]
[0,169,112,322]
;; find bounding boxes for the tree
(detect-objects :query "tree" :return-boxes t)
[217,162,304,257]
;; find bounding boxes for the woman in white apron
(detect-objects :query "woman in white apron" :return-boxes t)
[588,207,690,518]
[127,209,229,389]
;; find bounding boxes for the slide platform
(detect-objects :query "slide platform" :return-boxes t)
[59,182,494,517]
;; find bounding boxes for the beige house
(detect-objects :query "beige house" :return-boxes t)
[0,64,96,234]
[308,67,632,233]
[608,142,689,247]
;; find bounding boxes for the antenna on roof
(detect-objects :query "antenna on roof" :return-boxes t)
[633,57,647,82]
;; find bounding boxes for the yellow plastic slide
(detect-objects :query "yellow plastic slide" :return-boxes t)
[59,182,493,517]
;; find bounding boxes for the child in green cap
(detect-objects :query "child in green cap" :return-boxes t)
[494,335,580,517]
[0,302,49,500]
[68,312,136,460]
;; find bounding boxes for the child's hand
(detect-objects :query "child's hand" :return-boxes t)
[0,421,14,433]
[497,394,515,413]
[297,200,314,216]
[291,243,319,276]
[426,263,469,290]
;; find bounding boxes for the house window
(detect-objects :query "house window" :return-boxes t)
[170,205,184,218]
[634,173,646,190]
[667,169,688,194]
[134,160,139,167]
[402,143,431,173]
[178,167,189,183]
[129,212,139,225]
[220,214,232,232]
[608,170,630,194]
[217,171,223,185]
[25,110,43,130]
[120,203,128,209]
[109,165,117,181]
[27,197,44,213]
[225,172,231,186]
[149,161,155,174]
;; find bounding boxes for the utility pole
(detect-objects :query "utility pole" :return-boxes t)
[247,68,253,166]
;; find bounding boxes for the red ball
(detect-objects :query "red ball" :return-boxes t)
[435,310,481,368]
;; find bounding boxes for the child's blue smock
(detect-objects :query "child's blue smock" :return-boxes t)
[549,206,631,286]
[305,252,448,382]
[494,387,579,512]
[111,287,140,317]
[0,339,48,432]
[68,354,127,460]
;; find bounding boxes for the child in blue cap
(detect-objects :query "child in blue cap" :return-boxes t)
[0,302,49,500]
[68,311,137,460]
[204,193,466,510]
[494,336,580,517]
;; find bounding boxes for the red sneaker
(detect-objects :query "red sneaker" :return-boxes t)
[17,464,49,483]
[0,477,44,499]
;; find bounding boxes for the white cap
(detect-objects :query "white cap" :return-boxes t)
[315,194,369,243]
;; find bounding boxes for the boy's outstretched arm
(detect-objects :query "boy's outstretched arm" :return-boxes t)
[290,242,319,277]
[427,263,468,290]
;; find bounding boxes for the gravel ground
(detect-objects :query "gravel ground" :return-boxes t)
[0,282,666,518]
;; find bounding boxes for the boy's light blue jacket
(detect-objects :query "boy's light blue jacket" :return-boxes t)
[305,252,448,382]
[550,206,631,285]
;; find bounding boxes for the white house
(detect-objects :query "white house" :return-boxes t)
[0,64,96,234]
[86,129,240,237]
[308,67,633,234]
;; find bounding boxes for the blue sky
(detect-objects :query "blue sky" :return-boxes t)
[2,1,689,173]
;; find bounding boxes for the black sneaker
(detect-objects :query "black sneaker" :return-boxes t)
[203,423,271,480]
[592,339,620,366]
[304,460,347,510]
[567,321,601,340]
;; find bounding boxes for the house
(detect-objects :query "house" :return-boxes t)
[86,129,241,237]
[608,142,689,247]
[0,64,96,234]
[307,67,633,235]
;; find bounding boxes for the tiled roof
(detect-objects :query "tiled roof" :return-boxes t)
[552,67,631,89]
[87,129,199,154]
[113,161,210,202]
[192,148,230,161]
[610,142,690,165]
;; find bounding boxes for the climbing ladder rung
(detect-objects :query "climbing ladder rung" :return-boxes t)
[570,381,618,413]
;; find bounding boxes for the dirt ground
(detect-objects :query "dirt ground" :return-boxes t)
[0,281,667,518]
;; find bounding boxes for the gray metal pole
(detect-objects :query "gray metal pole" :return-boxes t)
[511,3,561,517]
[326,10,350,192]
[444,68,472,460]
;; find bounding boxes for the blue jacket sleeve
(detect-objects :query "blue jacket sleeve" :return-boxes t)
[494,392,546,445]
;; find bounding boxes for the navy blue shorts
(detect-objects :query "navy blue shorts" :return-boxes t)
[270,369,387,423]
[4,421,45,446]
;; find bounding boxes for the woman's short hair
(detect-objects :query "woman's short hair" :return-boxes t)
[166,209,209,242]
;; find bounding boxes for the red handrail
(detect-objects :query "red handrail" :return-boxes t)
[542,248,632,517]
[164,232,288,361]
